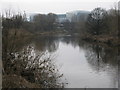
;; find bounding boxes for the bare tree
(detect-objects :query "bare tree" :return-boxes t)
[86,7,108,35]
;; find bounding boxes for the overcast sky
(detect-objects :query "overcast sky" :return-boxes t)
[0,0,119,14]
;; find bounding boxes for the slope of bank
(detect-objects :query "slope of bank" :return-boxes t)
[2,74,41,88]
[82,34,120,47]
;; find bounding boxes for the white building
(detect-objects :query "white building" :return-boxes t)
[66,10,90,22]
[57,14,67,23]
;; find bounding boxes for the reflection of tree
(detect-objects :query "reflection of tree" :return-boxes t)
[5,36,60,54]
[61,36,79,48]
[82,43,118,87]
[84,43,118,72]
[32,36,59,53]
[85,44,106,72]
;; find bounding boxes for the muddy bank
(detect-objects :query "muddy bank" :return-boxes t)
[82,35,120,47]
[2,74,41,88]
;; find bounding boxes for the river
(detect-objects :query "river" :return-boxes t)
[11,36,118,88]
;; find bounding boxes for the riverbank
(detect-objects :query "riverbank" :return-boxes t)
[82,34,120,47]
[7,29,120,47]
[2,33,119,88]
[3,74,41,88]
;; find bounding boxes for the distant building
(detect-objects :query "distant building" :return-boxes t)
[57,14,67,23]
[29,13,38,22]
[66,10,90,22]
[27,10,90,23]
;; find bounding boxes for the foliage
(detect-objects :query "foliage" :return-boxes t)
[2,14,25,30]
[86,7,108,35]
[105,8,119,36]
[3,46,66,88]
[32,13,58,32]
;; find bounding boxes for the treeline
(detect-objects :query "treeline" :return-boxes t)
[31,13,57,32]
[59,7,120,45]
[83,7,120,45]
[85,7,119,36]
[2,11,58,35]
[62,7,119,36]
[2,6,120,42]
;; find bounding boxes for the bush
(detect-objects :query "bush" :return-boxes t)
[3,46,67,88]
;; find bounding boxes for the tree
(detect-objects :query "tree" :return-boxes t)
[32,13,57,32]
[2,10,26,75]
[106,8,119,36]
[86,7,108,35]
[33,14,46,32]
[47,13,58,31]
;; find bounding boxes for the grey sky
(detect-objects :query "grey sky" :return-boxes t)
[0,0,119,14]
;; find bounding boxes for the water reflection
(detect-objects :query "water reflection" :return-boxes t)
[56,37,118,88]
[6,36,59,53]
[7,36,118,88]
[85,44,118,72]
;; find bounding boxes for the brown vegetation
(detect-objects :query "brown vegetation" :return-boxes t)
[3,74,41,88]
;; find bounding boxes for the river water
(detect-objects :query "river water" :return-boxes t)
[12,36,118,88]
